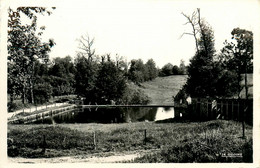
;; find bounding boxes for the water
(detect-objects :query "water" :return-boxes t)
[37,107,175,124]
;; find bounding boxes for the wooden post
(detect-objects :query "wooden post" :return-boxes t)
[221,101,223,119]
[231,101,234,120]
[242,101,246,139]
[143,129,147,145]
[198,99,201,119]
[226,101,228,120]
[238,101,240,121]
[93,131,96,150]
[206,99,209,119]
[41,135,47,154]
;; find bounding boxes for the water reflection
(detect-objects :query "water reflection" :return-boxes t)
[155,107,175,121]
[36,107,175,124]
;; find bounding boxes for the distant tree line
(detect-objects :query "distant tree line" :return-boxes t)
[158,60,187,77]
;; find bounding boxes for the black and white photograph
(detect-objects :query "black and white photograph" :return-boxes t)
[1,0,260,166]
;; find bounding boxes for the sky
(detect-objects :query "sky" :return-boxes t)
[5,0,260,68]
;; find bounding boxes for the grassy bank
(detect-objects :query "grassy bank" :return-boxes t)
[8,120,252,162]
[138,75,187,105]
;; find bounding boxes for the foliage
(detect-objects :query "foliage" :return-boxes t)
[95,59,127,104]
[128,59,146,83]
[220,28,253,98]
[181,9,240,98]
[33,82,53,104]
[75,55,98,103]
[49,56,76,97]
[8,7,55,104]
[159,60,187,76]
[179,59,187,75]
[121,85,151,105]
[160,63,173,76]
[128,59,158,84]
[145,59,158,80]
[172,65,181,75]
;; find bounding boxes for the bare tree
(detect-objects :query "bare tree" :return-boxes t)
[181,10,200,52]
[77,34,96,61]
[181,8,215,59]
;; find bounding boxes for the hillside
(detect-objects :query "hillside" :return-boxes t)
[135,73,253,105]
[138,75,188,105]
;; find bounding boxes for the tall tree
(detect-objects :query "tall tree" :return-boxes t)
[95,57,126,104]
[128,59,146,84]
[75,35,99,103]
[8,7,55,104]
[75,54,98,103]
[182,9,242,98]
[145,59,158,80]
[221,28,253,98]
[182,9,218,97]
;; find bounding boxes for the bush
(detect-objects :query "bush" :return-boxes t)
[8,101,30,112]
[122,86,151,105]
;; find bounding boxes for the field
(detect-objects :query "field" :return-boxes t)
[7,74,254,163]
[139,75,188,105]
[8,120,252,163]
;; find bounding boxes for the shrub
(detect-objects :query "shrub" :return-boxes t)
[8,101,30,112]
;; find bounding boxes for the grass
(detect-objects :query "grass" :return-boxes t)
[137,75,188,105]
[8,120,252,162]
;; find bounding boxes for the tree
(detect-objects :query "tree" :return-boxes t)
[160,63,174,76]
[95,57,126,104]
[179,59,187,75]
[145,59,158,80]
[8,7,55,104]
[49,56,76,97]
[181,10,200,52]
[182,9,218,97]
[172,65,180,75]
[181,9,241,98]
[221,28,253,99]
[75,54,99,103]
[75,35,99,103]
[128,59,146,83]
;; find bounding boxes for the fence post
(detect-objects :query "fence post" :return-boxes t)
[238,101,240,121]
[41,135,47,154]
[231,101,234,120]
[93,131,96,150]
[226,100,229,120]
[198,99,201,119]
[220,101,223,119]
[143,129,147,145]
[206,99,209,119]
[242,101,246,139]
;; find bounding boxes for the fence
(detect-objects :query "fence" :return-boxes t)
[189,98,253,125]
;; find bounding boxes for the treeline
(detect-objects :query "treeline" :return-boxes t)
[158,60,187,77]
[8,41,160,107]
[7,7,160,109]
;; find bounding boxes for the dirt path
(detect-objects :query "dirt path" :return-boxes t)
[8,150,157,163]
